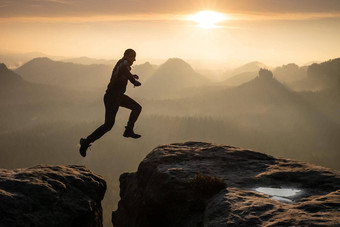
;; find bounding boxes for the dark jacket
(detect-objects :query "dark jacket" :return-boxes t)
[106,59,137,95]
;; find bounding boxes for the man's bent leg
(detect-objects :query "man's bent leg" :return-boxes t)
[120,95,142,130]
[120,95,142,138]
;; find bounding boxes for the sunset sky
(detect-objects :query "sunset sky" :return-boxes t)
[1,0,340,68]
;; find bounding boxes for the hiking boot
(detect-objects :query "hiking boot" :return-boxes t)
[79,138,91,157]
[123,127,141,139]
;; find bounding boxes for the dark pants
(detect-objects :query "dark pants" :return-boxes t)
[86,93,142,143]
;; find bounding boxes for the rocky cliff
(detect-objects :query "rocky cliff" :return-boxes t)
[112,142,340,227]
[0,165,106,227]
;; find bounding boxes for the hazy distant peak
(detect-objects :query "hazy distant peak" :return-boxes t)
[242,61,265,67]
[135,61,153,68]
[244,61,265,66]
[165,58,186,62]
[74,56,91,60]
[305,57,340,90]
[283,63,299,68]
[32,57,53,61]
[27,57,55,65]
[139,57,210,99]
[258,68,274,80]
[0,62,22,83]
[14,57,113,90]
[132,61,156,73]
[274,63,300,72]
[162,58,193,70]
[233,61,267,74]
[307,58,340,78]
[154,58,207,81]
[139,61,152,66]
[15,57,58,75]
[237,69,287,91]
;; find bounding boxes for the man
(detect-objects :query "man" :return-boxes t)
[79,49,142,157]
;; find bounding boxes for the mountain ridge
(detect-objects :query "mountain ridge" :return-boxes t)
[15,57,112,90]
[135,58,211,99]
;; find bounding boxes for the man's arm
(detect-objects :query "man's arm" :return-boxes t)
[120,61,141,86]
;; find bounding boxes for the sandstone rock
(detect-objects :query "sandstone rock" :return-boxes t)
[0,165,106,227]
[112,142,340,227]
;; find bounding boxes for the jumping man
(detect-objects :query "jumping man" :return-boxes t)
[79,49,142,157]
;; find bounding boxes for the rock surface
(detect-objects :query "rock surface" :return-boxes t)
[0,165,106,227]
[112,142,340,227]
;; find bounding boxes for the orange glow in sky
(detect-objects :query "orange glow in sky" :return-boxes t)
[0,0,340,68]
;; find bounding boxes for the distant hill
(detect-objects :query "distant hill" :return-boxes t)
[138,58,211,99]
[222,71,258,86]
[158,68,338,132]
[0,63,23,84]
[287,58,340,91]
[144,69,340,159]
[232,61,267,75]
[131,62,157,82]
[0,52,58,69]
[15,57,112,90]
[207,70,300,116]
[307,58,340,89]
[198,70,338,153]
[147,69,303,116]
[0,63,100,132]
[222,61,267,86]
[0,63,88,105]
[273,63,307,83]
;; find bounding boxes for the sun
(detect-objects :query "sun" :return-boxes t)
[188,11,227,29]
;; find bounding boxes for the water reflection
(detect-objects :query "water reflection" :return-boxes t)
[255,187,302,203]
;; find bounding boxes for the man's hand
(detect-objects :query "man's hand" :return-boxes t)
[133,74,139,80]
[134,81,141,87]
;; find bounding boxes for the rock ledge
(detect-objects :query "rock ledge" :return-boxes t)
[0,165,106,227]
[112,142,340,227]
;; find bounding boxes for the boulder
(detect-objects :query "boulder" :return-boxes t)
[112,142,340,227]
[0,165,106,227]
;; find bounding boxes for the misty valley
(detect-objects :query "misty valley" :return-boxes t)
[0,56,339,226]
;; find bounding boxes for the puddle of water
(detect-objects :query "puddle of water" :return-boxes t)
[254,187,302,203]
[271,196,294,203]
[255,187,301,197]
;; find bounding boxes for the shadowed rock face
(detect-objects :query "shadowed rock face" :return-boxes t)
[112,142,340,227]
[0,165,106,227]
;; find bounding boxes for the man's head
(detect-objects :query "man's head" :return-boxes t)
[123,49,136,66]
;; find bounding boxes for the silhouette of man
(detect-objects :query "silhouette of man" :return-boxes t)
[79,49,142,157]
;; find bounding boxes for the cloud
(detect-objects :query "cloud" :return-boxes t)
[236,12,340,21]
[43,0,73,5]
[0,0,339,19]
[0,14,181,23]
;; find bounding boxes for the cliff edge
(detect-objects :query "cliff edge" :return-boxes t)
[112,142,340,227]
[0,165,106,227]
